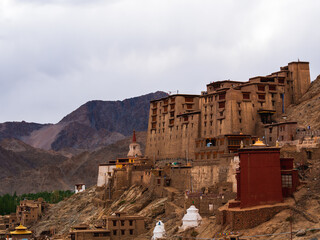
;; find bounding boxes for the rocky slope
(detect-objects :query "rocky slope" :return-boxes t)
[0,132,146,195]
[286,75,320,130]
[32,156,320,240]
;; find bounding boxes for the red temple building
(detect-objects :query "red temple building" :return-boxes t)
[234,139,299,208]
[218,140,300,229]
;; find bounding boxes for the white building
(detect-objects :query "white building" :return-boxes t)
[75,184,85,193]
[97,162,116,187]
[181,205,202,230]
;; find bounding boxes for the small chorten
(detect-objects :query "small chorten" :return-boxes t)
[181,205,202,230]
[127,130,142,158]
[152,220,165,240]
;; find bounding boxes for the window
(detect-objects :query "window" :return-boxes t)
[258,94,265,100]
[219,93,226,100]
[129,220,133,226]
[258,85,265,91]
[282,175,292,188]
[113,230,117,235]
[121,220,125,226]
[242,93,250,100]
[269,85,276,91]
[121,230,125,235]
[130,229,134,235]
[186,104,193,109]
[185,97,194,102]
[269,128,272,133]
[219,102,225,108]
[113,220,117,226]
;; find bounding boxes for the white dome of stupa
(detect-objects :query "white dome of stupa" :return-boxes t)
[152,221,165,240]
[181,205,202,230]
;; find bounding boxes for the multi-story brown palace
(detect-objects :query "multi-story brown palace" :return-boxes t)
[145,61,311,162]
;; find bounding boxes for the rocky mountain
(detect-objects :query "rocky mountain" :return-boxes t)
[0,121,47,141]
[0,132,146,195]
[286,75,320,129]
[0,91,166,152]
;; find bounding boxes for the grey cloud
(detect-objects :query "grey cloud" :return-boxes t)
[0,0,319,123]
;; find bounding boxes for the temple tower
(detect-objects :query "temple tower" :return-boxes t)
[127,130,142,158]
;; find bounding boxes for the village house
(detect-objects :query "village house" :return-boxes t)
[103,212,145,240]
[16,198,46,226]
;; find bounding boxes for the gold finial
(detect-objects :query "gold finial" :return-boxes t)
[253,138,266,146]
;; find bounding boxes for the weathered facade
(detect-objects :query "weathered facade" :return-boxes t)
[145,61,311,161]
[264,121,298,146]
[103,212,145,240]
[16,199,45,227]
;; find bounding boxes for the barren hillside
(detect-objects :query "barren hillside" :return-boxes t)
[286,75,320,130]
[32,156,320,240]
[0,132,146,195]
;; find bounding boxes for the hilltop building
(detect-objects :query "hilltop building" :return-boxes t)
[75,184,86,194]
[145,61,311,162]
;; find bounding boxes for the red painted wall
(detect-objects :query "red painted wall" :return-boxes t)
[239,148,283,208]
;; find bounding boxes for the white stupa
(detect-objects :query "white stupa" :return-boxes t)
[152,221,165,240]
[181,205,202,230]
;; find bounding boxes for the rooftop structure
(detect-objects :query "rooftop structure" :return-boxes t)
[10,224,32,240]
[69,224,110,240]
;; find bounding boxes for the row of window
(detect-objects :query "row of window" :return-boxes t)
[112,220,134,226]
[112,229,134,236]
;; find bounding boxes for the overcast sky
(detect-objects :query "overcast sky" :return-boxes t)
[0,0,319,123]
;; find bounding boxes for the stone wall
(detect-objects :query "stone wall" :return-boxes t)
[217,204,288,230]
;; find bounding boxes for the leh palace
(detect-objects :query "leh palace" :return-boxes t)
[2,61,320,240]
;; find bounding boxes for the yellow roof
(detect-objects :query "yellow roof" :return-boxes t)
[10,224,32,235]
[15,225,27,230]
